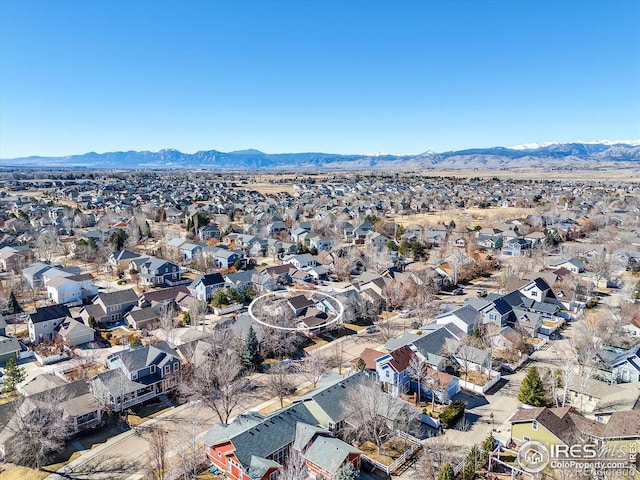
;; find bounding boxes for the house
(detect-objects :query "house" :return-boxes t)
[610,346,640,383]
[28,304,71,343]
[0,336,21,365]
[107,250,146,272]
[189,273,225,301]
[376,345,416,396]
[365,231,389,247]
[224,270,255,291]
[91,342,181,411]
[22,262,53,289]
[501,238,532,257]
[179,242,202,260]
[509,406,599,446]
[509,405,640,466]
[420,367,460,404]
[55,317,95,346]
[124,307,158,330]
[351,347,384,377]
[0,245,32,272]
[203,402,361,480]
[212,248,245,270]
[46,274,98,305]
[282,253,318,270]
[41,266,80,288]
[406,325,461,371]
[435,305,481,335]
[288,294,316,317]
[0,380,103,460]
[138,257,182,286]
[548,257,585,274]
[198,224,220,242]
[563,377,640,421]
[79,288,138,326]
[491,326,522,351]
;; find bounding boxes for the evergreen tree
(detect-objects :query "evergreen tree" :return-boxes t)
[462,445,482,480]
[336,462,360,480]
[109,228,129,250]
[437,463,455,480]
[2,358,26,393]
[518,366,547,406]
[356,358,366,372]
[5,291,22,315]
[241,326,262,371]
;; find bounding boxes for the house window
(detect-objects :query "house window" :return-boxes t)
[523,436,530,442]
[532,421,538,431]
[132,372,138,380]
[271,445,288,464]
[165,365,170,375]
[270,472,278,480]
[150,365,156,374]
[173,363,179,371]
[596,416,604,423]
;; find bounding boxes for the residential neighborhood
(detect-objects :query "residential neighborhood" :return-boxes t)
[0,170,639,480]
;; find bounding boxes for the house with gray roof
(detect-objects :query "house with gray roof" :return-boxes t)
[203,395,361,480]
[79,288,138,326]
[435,304,481,335]
[22,262,52,289]
[138,256,181,286]
[610,346,640,383]
[189,272,225,301]
[0,336,20,365]
[28,304,71,343]
[0,379,103,460]
[91,341,181,411]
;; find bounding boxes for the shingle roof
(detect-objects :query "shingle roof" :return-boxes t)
[96,288,138,307]
[601,410,640,439]
[109,341,178,373]
[29,304,71,324]
[304,436,360,474]
[192,273,224,287]
[202,403,319,468]
[0,336,20,356]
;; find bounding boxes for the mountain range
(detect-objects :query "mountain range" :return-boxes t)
[2,142,640,170]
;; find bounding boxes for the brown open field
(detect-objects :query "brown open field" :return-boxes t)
[393,206,533,227]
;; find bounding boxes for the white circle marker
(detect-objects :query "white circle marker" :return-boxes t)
[248,288,344,331]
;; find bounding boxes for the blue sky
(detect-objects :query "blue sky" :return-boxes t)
[1,0,639,158]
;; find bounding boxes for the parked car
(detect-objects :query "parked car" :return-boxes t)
[364,325,378,334]
[476,288,487,297]
[453,287,464,295]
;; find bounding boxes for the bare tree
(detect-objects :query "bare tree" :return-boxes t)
[145,427,169,480]
[266,364,294,409]
[35,227,59,263]
[159,303,177,345]
[5,389,73,468]
[298,351,330,389]
[182,348,249,425]
[279,447,309,480]
[175,408,202,480]
[415,437,456,480]
[341,381,416,455]
[409,357,429,405]
[376,319,397,343]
